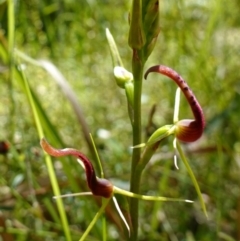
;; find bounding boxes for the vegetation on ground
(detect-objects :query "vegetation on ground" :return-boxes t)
[0,0,240,240]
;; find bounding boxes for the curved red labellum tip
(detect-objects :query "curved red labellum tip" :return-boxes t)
[40,138,113,198]
[145,65,205,142]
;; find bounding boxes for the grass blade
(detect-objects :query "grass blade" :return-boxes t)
[176,141,208,218]
[19,68,72,241]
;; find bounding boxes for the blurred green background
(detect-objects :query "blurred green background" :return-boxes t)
[0,0,240,240]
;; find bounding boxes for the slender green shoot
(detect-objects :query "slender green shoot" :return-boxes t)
[89,133,107,240]
[79,198,110,241]
[7,0,15,52]
[173,87,207,216]
[20,69,72,241]
[89,133,104,178]
[176,141,208,218]
[102,213,107,241]
[7,0,15,141]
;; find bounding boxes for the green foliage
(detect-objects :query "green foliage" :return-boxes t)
[0,0,240,240]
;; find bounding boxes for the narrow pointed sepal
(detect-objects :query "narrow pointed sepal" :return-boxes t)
[106,28,123,67]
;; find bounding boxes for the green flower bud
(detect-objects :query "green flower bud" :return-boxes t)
[143,13,160,60]
[143,0,159,32]
[128,0,146,49]
[142,0,160,60]
[125,82,134,123]
[125,81,134,105]
[114,66,133,89]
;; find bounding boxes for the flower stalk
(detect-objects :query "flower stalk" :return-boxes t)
[128,1,161,239]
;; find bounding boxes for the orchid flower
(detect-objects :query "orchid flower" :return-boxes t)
[137,65,208,217]
[144,65,205,143]
[40,138,193,240]
[41,138,113,198]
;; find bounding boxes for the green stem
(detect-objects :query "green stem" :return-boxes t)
[21,71,72,241]
[7,0,15,142]
[131,50,143,160]
[129,49,144,240]
[7,0,14,56]
[79,198,110,241]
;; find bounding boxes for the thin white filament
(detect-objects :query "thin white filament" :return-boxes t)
[173,138,179,170]
[77,158,85,170]
[112,196,130,237]
[53,192,92,199]
[174,154,179,170]
[173,87,181,123]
